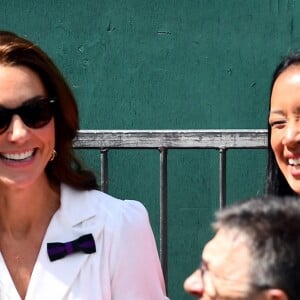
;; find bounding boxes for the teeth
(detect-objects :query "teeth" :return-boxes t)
[1,150,34,161]
[289,158,300,166]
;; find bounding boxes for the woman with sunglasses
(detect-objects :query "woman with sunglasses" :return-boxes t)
[266,50,300,197]
[0,31,168,300]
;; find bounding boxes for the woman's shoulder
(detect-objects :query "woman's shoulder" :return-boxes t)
[60,183,148,224]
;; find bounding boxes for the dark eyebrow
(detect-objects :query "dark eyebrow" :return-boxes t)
[0,95,47,109]
[269,109,284,115]
[269,107,300,115]
[21,95,48,105]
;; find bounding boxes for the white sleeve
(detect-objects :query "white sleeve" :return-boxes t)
[110,200,169,300]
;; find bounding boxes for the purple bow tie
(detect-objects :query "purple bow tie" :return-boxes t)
[47,234,96,262]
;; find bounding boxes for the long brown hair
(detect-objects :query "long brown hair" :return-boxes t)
[0,31,98,190]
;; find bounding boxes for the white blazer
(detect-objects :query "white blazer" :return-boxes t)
[0,184,168,299]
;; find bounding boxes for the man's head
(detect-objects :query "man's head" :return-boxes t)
[184,196,300,300]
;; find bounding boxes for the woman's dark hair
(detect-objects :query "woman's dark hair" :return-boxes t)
[265,51,300,196]
[0,31,98,190]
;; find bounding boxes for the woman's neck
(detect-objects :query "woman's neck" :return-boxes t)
[0,176,60,238]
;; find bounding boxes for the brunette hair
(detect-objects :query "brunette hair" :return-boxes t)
[265,51,300,196]
[0,31,97,190]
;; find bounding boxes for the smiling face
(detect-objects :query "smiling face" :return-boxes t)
[269,64,300,194]
[0,65,55,189]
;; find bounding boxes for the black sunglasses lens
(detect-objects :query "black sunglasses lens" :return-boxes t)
[20,98,55,128]
[0,109,11,133]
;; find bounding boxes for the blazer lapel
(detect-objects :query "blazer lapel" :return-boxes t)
[25,185,104,300]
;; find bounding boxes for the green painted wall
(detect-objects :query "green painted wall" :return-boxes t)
[1,1,299,299]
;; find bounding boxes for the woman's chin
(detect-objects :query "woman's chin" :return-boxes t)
[287,178,300,195]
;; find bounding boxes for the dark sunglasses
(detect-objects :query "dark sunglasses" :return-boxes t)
[0,96,56,134]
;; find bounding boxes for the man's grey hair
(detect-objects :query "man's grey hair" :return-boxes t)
[213,196,300,300]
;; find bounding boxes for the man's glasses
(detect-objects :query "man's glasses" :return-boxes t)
[198,263,270,299]
[0,96,56,134]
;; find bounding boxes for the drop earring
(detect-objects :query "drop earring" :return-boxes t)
[49,149,57,161]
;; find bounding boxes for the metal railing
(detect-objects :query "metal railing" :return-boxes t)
[73,129,268,287]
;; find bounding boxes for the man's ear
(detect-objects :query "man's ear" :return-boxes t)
[264,289,288,300]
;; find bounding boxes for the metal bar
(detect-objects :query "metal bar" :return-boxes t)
[73,129,267,149]
[159,147,168,289]
[72,129,267,292]
[219,148,227,209]
[100,149,108,193]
